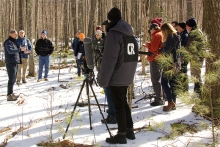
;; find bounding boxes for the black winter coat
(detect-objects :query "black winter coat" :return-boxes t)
[35,38,54,56]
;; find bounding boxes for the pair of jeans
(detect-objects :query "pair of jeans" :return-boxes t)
[17,58,28,82]
[6,63,17,95]
[109,86,133,133]
[38,55,50,79]
[104,86,116,117]
[76,58,83,76]
[161,72,177,103]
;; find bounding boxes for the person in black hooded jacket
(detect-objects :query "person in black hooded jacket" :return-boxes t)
[99,7,138,144]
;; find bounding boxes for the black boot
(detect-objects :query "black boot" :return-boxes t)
[106,132,127,144]
[126,128,135,140]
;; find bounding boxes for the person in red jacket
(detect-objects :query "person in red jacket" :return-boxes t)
[145,23,164,106]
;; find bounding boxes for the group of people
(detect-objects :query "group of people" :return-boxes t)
[70,7,206,144]
[4,29,54,101]
[146,17,205,111]
[4,6,205,145]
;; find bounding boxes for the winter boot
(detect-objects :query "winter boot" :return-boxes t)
[12,93,19,99]
[163,101,176,111]
[106,132,127,144]
[101,115,117,124]
[7,94,18,101]
[126,128,135,140]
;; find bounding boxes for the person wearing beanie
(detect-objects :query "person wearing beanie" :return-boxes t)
[74,33,85,77]
[177,22,188,47]
[99,7,138,144]
[171,21,179,31]
[145,23,164,107]
[186,18,197,28]
[35,30,54,82]
[185,18,205,97]
[177,22,189,92]
[151,18,163,27]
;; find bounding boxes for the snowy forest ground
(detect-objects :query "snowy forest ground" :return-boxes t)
[0,60,219,147]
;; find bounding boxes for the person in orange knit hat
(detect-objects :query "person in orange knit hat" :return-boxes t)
[145,23,164,106]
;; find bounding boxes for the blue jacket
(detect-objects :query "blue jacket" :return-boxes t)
[180,29,188,47]
[72,37,79,52]
[4,36,21,64]
[16,36,32,58]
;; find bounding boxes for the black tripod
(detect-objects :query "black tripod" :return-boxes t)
[63,75,113,139]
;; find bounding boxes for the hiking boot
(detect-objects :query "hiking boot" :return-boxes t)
[37,79,41,82]
[16,81,22,85]
[163,101,176,111]
[12,93,19,99]
[106,132,127,144]
[7,94,18,101]
[101,115,117,124]
[150,100,164,106]
[126,128,135,140]
[44,78,48,81]
[22,80,27,83]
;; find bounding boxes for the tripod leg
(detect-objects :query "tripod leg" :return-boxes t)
[86,79,92,130]
[89,83,113,137]
[63,79,86,139]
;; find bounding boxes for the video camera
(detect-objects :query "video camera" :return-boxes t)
[82,37,96,85]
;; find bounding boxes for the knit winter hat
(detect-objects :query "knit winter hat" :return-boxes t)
[107,7,121,21]
[151,18,163,27]
[96,26,102,31]
[41,30,47,35]
[186,18,197,28]
[178,22,186,29]
[95,30,102,36]
[79,33,85,40]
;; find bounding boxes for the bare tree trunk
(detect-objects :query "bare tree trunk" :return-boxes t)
[26,0,36,77]
[63,0,69,48]
[179,0,183,21]
[187,0,193,19]
[87,0,97,38]
[202,0,220,144]
[140,0,150,75]
[18,0,23,30]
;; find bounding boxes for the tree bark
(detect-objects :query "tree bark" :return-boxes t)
[87,0,97,38]
[26,0,36,77]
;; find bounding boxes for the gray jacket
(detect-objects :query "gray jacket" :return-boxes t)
[99,20,137,87]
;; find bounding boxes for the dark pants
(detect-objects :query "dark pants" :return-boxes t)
[109,86,133,133]
[149,61,162,101]
[104,86,116,117]
[6,63,17,95]
[76,58,83,76]
[161,72,177,103]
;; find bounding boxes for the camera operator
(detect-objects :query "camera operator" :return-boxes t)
[99,7,138,144]
[74,33,85,77]
[92,30,117,124]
